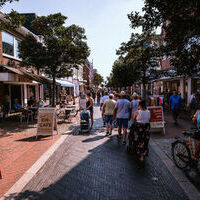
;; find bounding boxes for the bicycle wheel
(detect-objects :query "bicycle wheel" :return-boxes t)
[172,141,191,169]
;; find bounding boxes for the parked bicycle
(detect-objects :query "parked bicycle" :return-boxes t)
[172,128,200,171]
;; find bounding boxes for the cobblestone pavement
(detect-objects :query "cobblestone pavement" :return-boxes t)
[0,108,79,198]
[151,112,200,191]
[3,106,190,200]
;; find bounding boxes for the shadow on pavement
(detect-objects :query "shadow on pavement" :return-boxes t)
[82,135,105,143]
[3,132,189,200]
[15,135,52,142]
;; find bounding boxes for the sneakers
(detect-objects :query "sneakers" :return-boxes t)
[105,131,109,136]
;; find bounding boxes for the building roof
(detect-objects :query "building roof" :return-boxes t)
[0,11,39,40]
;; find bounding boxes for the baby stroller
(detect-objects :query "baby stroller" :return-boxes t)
[79,110,90,134]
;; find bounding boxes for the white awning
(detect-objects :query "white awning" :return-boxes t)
[56,79,74,88]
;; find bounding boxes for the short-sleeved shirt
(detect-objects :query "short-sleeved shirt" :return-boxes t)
[136,110,151,123]
[104,99,116,115]
[169,95,182,109]
[100,95,109,104]
[131,99,140,116]
[115,99,131,119]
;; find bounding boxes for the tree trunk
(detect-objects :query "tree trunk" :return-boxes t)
[52,75,56,107]
[141,82,147,100]
[49,85,52,105]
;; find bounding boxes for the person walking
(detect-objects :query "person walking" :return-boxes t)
[97,91,101,105]
[169,90,182,124]
[102,94,116,136]
[92,90,96,103]
[100,92,109,109]
[113,91,131,144]
[190,93,200,116]
[100,91,109,126]
[86,93,94,129]
[132,100,151,162]
[130,93,140,124]
[192,105,200,157]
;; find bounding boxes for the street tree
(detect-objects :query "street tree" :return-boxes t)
[18,35,46,74]
[93,72,104,87]
[109,60,137,88]
[0,0,26,30]
[0,0,18,6]
[116,31,160,98]
[128,0,200,76]
[19,13,90,106]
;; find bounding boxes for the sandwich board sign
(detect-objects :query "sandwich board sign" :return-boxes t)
[36,107,57,139]
[147,106,166,135]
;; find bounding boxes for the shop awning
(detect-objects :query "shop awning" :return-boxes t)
[0,65,52,84]
[0,65,24,75]
[20,69,53,84]
[56,79,74,88]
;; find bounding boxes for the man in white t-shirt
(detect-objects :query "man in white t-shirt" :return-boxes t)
[100,91,109,126]
[100,92,109,109]
[102,94,116,136]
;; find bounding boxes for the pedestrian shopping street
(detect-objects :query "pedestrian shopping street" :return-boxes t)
[2,106,190,200]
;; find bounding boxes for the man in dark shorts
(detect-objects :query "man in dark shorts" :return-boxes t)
[102,94,116,136]
[113,91,131,144]
[169,90,182,124]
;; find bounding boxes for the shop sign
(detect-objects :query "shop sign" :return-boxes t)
[147,106,165,135]
[36,107,57,138]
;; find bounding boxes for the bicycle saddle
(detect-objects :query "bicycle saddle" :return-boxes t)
[182,131,194,137]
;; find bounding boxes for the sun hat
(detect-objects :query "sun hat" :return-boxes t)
[133,92,137,97]
[109,94,114,98]
[119,91,126,96]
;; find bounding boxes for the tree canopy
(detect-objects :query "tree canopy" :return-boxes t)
[93,72,104,87]
[19,13,90,106]
[0,0,26,30]
[108,31,160,97]
[128,0,200,76]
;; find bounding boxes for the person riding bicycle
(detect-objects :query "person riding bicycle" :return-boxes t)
[192,106,200,157]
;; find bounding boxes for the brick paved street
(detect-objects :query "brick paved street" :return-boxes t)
[2,105,191,200]
[0,109,79,198]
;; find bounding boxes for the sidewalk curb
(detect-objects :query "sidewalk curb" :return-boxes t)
[150,139,200,200]
[0,129,75,200]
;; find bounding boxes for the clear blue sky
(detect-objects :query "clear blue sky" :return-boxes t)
[2,0,144,79]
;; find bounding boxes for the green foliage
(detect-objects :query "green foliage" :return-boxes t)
[108,60,137,88]
[19,35,46,73]
[19,13,90,106]
[0,0,18,7]
[115,32,160,85]
[108,30,160,99]
[128,0,200,76]
[0,1,26,30]
[93,73,104,86]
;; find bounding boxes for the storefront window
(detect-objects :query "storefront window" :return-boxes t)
[2,31,14,56]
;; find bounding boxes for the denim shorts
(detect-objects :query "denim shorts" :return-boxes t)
[117,118,129,129]
[104,115,113,125]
